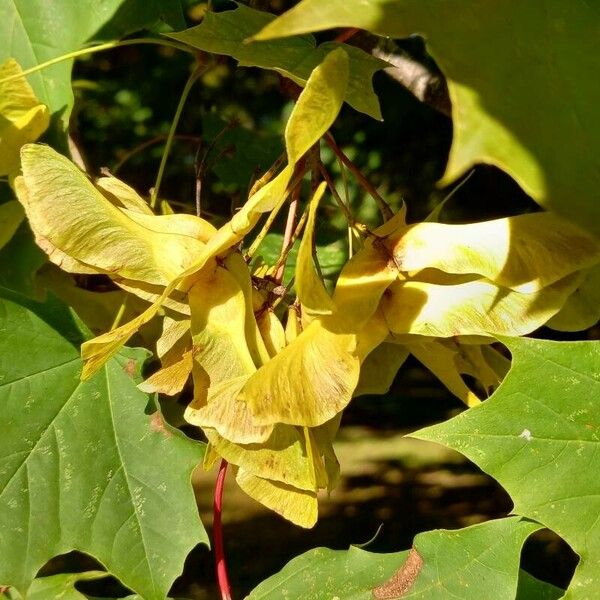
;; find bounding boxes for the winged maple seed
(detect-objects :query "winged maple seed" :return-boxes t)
[14,47,600,527]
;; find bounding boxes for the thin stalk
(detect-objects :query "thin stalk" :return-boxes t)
[0,38,193,85]
[248,153,286,198]
[272,205,309,278]
[214,459,232,600]
[245,165,307,259]
[274,184,300,284]
[245,194,288,260]
[318,162,356,227]
[324,133,393,220]
[335,150,354,258]
[195,119,240,217]
[150,65,206,208]
[113,134,201,174]
[110,296,128,331]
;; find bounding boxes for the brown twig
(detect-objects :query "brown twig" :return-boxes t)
[195,119,240,217]
[318,162,356,227]
[324,133,394,220]
[272,203,309,280]
[274,184,300,284]
[334,28,361,43]
[112,134,201,174]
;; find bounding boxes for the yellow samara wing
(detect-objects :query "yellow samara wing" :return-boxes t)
[0,200,24,251]
[184,262,273,444]
[241,318,359,427]
[385,212,600,292]
[547,264,600,332]
[187,376,273,444]
[236,469,318,529]
[255,305,287,358]
[332,239,397,330]
[95,175,154,215]
[188,263,257,382]
[205,424,326,492]
[18,144,206,286]
[226,253,272,367]
[79,49,350,377]
[381,274,581,338]
[354,342,409,397]
[296,182,336,315]
[120,208,216,243]
[139,317,193,396]
[0,59,49,176]
[284,304,302,344]
[406,340,481,407]
[139,350,193,396]
[241,310,388,428]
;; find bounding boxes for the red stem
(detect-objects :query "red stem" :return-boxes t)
[214,459,232,600]
[334,27,360,43]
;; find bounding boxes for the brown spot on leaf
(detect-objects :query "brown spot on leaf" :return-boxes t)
[372,548,423,599]
[150,412,172,438]
[124,359,136,378]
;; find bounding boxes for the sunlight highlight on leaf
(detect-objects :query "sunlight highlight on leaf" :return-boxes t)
[0,59,49,176]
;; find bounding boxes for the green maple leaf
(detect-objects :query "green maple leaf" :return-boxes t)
[167,4,387,120]
[0,289,207,599]
[249,517,546,599]
[414,337,600,599]
[255,0,600,235]
[0,0,185,139]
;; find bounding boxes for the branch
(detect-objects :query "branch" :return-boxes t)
[373,46,451,117]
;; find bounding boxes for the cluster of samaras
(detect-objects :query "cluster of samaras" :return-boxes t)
[9,51,600,526]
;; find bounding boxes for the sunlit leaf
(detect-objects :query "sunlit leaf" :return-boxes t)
[236,469,318,529]
[242,310,388,427]
[167,4,386,119]
[0,0,185,139]
[248,517,540,599]
[0,59,49,176]
[17,145,206,286]
[0,201,24,251]
[547,264,600,332]
[254,0,600,234]
[296,182,336,315]
[354,342,409,397]
[384,212,600,292]
[0,290,207,599]
[205,424,326,494]
[414,337,600,598]
[381,274,580,338]
[95,175,153,215]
